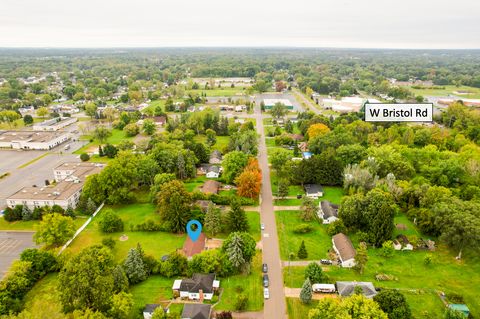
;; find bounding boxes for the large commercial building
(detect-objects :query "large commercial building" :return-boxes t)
[263,98,294,110]
[0,130,70,150]
[33,117,77,131]
[6,162,104,209]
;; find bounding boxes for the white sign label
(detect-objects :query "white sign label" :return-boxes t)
[365,103,433,122]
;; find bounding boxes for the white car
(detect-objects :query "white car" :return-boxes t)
[264,288,270,299]
[261,223,265,230]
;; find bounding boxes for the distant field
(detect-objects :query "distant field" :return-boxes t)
[187,87,247,97]
[408,85,480,99]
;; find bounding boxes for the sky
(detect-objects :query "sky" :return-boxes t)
[1,0,479,49]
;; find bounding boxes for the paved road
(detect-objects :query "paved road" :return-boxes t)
[0,231,38,278]
[255,106,287,319]
[292,88,323,115]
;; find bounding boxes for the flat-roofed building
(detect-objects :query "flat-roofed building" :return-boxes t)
[33,117,77,131]
[0,130,70,150]
[53,162,105,182]
[6,162,103,209]
[263,98,294,110]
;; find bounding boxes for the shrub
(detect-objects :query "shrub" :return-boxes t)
[293,224,314,234]
[98,209,124,233]
[297,240,308,259]
[80,153,90,162]
[131,220,162,232]
[235,294,248,311]
[102,238,116,249]
[103,144,118,158]
[4,206,23,221]
[326,219,346,236]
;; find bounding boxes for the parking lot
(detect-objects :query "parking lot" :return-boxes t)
[0,231,38,278]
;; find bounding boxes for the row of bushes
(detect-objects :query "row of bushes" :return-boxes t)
[0,249,58,315]
[3,204,75,222]
[191,191,256,206]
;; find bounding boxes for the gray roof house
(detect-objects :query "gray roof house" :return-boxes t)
[336,281,377,298]
[181,304,211,319]
[304,184,324,199]
[319,200,339,224]
[209,150,223,164]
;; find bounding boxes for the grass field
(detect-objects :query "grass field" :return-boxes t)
[276,210,331,261]
[75,128,135,154]
[408,85,480,99]
[187,88,247,97]
[286,297,319,319]
[129,275,175,316]
[193,135,230,152]
[274,186,344,206]
[66,203,186,262]
[215,252,264,311]
[283,244,480,317]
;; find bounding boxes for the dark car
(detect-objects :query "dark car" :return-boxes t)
[262,263,268,273]
[320,259,333,265]
[263,274,269,287]
[296,194,302,199]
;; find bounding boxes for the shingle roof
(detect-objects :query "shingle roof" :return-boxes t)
[201,180,220,194]
[304,184,323,194]
[336,281,377,298]
[181,304,211,319]
[332,233,356,261]
[182,232,206,257]
[143,304,161,314]
[179,273,216,294]
[320,200,338,219]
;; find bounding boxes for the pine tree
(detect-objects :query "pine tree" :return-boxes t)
[123,247,147,284]
[225,233,246,269]
[300,278,312,304]
[227,199,249,232]
[354,242,368,274]
[204,202,222,236]
[298,240,308,259]
[22,205,32,221]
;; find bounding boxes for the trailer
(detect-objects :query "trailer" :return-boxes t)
[312,284,336,293]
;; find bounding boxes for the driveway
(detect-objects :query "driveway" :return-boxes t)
[0,231,38,278]
[255,105,287,319]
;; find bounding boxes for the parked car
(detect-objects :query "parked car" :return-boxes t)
[260,223,265,230]
[320,259,333,265]
[262,263,268,273]
[264,288,270,299]
[263,274,269,287]
[64,144,71,150]
[296,194,302,199]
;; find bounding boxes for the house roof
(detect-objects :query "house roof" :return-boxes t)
[320,201,339,219]
[195,200,213,211]
[396,234,410,245]
[336,281,377,298]
[152,116,166,124]
[179,273,216,294]
[181,304,211,319]
[201,180,220,194]
[332,233,356,261]
[182,232,206,257]
[207,166,220,174]
[210,150,222,160]
[143,304,161,314]
[304,184,323,195]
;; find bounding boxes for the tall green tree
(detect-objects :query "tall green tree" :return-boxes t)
[304,262,325,284]
[300,278,313,304]
[156,180,192,233]
[222,151,249,184]
[34,213,75,247]
[204,202,222,236]
[373,289,412,319]
[123,247,147,284]
[226,199,249,232]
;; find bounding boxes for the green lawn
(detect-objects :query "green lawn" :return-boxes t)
[287,298,319,319]
[187,88,246,97]
[22,273,64,317]
[129,275,174,317]
[67,203,186,262]
[75,128,135,154]
[184,176,208,192]
[276,211,331,261]
[143,100,166,114]
[193,135,230,152]
[408,85,480,99]
[215,252,264,311]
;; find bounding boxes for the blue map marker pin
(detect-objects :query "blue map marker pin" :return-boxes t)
[186,220,202,242]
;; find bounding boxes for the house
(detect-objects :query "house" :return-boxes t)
[172,273,220,301]
[332,233,356,268]
[209,150,222,164]
[206,166,220,178]
[319,201,339,224]
[195,200,214,212]
[304,184,323,199]
[181,304,211,319]
[336,281,377,298]
[152,116,167,126]
[143,304,167,319]
[393,234,414,251]
[201,180,221,194]
[182,233,206,259]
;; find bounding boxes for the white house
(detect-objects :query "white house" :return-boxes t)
[206,166,220,179]
[319,200,339,224]
[172,274,220,301]
[304,184,323,199]
[332,233,356,268]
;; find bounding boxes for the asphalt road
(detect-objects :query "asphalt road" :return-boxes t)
[0,231,38,278]
[255,105,287,319]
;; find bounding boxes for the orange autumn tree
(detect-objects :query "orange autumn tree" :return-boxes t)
[236,158,262,199]
[307,123,330,140]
